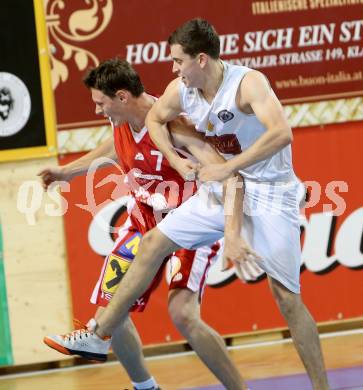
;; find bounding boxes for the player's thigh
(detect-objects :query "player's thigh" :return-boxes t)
[158,192,224,250]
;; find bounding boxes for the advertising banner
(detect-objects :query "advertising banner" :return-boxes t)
[44,0,363,129]
[59,121,363,345]
[0,0,57,162]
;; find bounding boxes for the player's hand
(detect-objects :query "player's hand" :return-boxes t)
[223,236,262,282]
[198,162,233,182]
[38,166,73,190]
[171,157,200,181]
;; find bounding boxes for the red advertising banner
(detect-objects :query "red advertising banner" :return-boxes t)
[45,0,363,128]
[60,121,363,345]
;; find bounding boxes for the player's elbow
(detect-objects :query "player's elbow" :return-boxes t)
[280,127,293,146]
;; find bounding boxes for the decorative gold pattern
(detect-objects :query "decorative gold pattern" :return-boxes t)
[285,97,363,128]
[45,0,113,89]
[58,125,112,154]
[57,97,363,154]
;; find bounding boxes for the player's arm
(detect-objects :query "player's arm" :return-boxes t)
[223,175,261,281]
[169,116,225,165]
[198,71,292,182]
[229,71,292,170]
[146,79,199,181]
[38,136,118,189]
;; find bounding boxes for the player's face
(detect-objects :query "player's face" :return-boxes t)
[91,88,123,126]
[170,44,203,88]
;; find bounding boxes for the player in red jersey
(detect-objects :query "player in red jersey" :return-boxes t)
[90,119,219,313]
[39,58,249,390]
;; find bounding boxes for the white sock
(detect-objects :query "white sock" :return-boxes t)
[132,376,158,389]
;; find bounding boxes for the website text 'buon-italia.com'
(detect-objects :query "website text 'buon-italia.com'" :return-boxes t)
[275,70,363,89]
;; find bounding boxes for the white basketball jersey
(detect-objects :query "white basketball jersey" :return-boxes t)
[179,61,294,182]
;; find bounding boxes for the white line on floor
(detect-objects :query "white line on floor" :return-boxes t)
[1,327,362,380]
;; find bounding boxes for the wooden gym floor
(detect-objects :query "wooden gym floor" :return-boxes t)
[0,329,362,389]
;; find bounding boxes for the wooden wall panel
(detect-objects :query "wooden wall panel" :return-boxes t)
[0,157,72,364]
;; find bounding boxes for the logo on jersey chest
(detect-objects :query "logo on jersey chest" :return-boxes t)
[217,110,234,123]
[134,152,144,161]
[207,121,214,132]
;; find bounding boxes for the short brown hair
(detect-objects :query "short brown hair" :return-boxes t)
[168,18,220,59]
[83,58,144,97]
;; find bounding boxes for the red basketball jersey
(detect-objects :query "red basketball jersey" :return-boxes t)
[113,122,195,233]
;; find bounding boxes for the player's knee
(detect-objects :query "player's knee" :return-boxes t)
[169,303,197,332]
[170,309,194,332]
[141,228,175,257]
[140,229,160,249]
[275,291,301,318]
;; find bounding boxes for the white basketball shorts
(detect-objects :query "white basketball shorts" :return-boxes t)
[157,179,302,293]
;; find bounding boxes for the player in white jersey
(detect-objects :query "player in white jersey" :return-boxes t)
[71,20,329,389]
